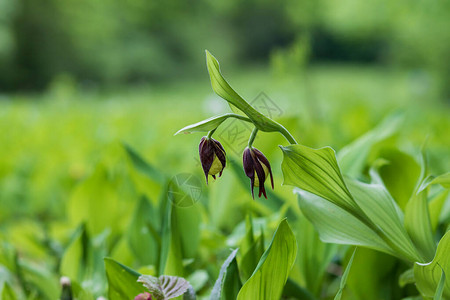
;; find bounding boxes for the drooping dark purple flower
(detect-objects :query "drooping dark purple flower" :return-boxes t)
[199,137,226,183]
[243,147,274,198]
[134,292,152,300]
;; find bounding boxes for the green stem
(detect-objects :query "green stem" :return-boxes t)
[277,123,297,144]
[207,128,216,139]
[248,128,258,148]
[226,113,253,124]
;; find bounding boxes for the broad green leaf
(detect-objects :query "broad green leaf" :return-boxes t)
[346,178,422,262]
[237,219,297,300]
[434,268,446,300]
[175,113,251,135]
[280,144,361,216]
[405,188,436,262]
[104,258,147,300]
[337,113,402,178]
[296,189,397,257]
[414,230,450,299]
[205,50,279,132]
[334,248,357,300]
[138,275,191,300]
[210,248,241,300]
[377,149,421,210]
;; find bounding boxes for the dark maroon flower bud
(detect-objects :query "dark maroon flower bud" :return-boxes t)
[243,147,274,198]
[134,292,152,300]
[199,137,226,183]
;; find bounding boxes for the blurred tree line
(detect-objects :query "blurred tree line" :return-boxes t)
[0,0,449,97]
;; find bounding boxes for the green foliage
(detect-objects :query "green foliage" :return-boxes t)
[104,258,146,299]
[237,219,297,300]
[0,49,449,300]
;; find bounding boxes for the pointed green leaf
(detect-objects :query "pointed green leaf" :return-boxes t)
[104,258,146,300]
[280,144,360,216]
[175,113,251,135]
[210,248,241,300]
[414,231,450,299]
[205,50,279,132]
[434,268,446,300]
[334,248,357,300]
[237,219,297,300]
[346,178,422,262]
[296,189,396,257]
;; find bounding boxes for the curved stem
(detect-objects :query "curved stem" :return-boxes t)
[226,113,253,124]
[277,123,297,144]
[248,128,258,148]
[207,128,216,139]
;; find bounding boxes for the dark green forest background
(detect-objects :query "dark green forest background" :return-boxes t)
[1,0,449,97]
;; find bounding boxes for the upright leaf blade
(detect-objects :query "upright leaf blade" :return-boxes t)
[210,248,241,300]
[237,219,297,300]
[205,51,279,132]
[334,248,357,300]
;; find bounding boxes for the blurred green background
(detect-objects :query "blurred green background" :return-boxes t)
[1,0,450,299]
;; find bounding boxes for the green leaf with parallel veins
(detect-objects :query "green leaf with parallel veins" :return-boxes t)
[346,178,422,262]
[174,113,251,135]
[205,50,279,132]
[237,219,297,300]
[280,144,361,217]
[414,230,450,299]
[405,187,436,262]
[296,189,396,257]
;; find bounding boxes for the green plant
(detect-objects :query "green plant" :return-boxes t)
[176,51,450,299]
